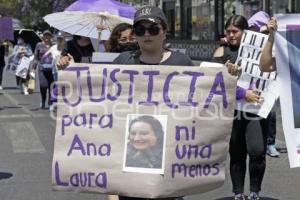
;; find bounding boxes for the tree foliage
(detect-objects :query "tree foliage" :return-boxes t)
[0,0,76,30]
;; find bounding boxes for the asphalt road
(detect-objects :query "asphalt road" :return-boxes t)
[0,66,299,200]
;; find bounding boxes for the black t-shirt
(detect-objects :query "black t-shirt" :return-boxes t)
[114,51,192,200]
[0,45,5,66]
[212,45,239,64]
[65,39,94,63]
[113,50,194,66]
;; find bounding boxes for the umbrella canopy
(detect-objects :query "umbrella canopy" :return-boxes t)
[0,17,14,40]
[43,0,136,39]
[65,0,136,19]
[12,18,24,29]
[13,29,42,52]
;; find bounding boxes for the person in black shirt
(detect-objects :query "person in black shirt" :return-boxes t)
[0,41,5,90]
[64,35,95,63]
[57,6,193,200]
[113,6,193,67]
[113,5,193,200]
[213,15,267,200]
[105,23,138,53]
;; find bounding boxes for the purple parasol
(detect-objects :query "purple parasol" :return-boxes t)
[65,0,136,19]
[0,17,14,40]
[248,11,270,29]
[44,0,136,39]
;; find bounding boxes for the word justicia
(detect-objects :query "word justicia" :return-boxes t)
[59,66,228,109]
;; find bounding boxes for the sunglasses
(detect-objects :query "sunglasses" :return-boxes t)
[133,25,161,36]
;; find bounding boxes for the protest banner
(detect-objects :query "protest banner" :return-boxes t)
[235,30,279,118]
[275,14,300,168]
[52,63,237,198]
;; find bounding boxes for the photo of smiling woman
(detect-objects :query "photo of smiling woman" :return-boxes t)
[123,115,167,174]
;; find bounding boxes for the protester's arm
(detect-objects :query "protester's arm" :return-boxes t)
[32,43,41,70]
[34,43,39,59]
[57,54,74,70]
[212,46,241,76]
[213,46,224,58]
[106,195,119,200]
[211,46,224,63]
[260,17,277,72]
[260,33,276,72]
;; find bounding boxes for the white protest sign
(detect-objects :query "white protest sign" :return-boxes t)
[6,55,18,75]
[275,14,300,168]
[235,30,279,118]
[52,63,237,198]
[200,62,224,68]
[92,52,120,63]
[15,56,33,79]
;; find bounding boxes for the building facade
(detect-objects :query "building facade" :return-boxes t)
[119,0,300,60]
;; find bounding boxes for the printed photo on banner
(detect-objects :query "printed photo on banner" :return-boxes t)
[235,30,279,118]
[286,25,300,128]
[123,114,168,174]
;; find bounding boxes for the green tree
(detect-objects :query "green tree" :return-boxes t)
[0,0,75,30]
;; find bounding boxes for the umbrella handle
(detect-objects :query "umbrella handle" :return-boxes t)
[96,31,102,52]
[96,17,106,52]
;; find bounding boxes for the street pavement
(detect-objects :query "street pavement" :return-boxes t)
[0,66,300,200]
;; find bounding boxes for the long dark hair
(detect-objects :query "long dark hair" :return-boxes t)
[128,115,164,148]
[105,23,133,52]
[127,115,165,168]
[225,15,249,31]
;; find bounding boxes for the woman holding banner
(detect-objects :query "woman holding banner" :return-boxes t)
[57,5,192,200]
[113,6,193,200]
[213,15,267,200]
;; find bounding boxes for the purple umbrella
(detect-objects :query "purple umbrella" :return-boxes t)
[44,0,136,39]
[65,0,136,19]
[0,17,14,41]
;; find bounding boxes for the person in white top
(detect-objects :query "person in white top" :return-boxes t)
[44,32,66,82]
[44,32,66,112]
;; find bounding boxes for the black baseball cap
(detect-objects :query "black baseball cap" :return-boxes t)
[134,6,168,26]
